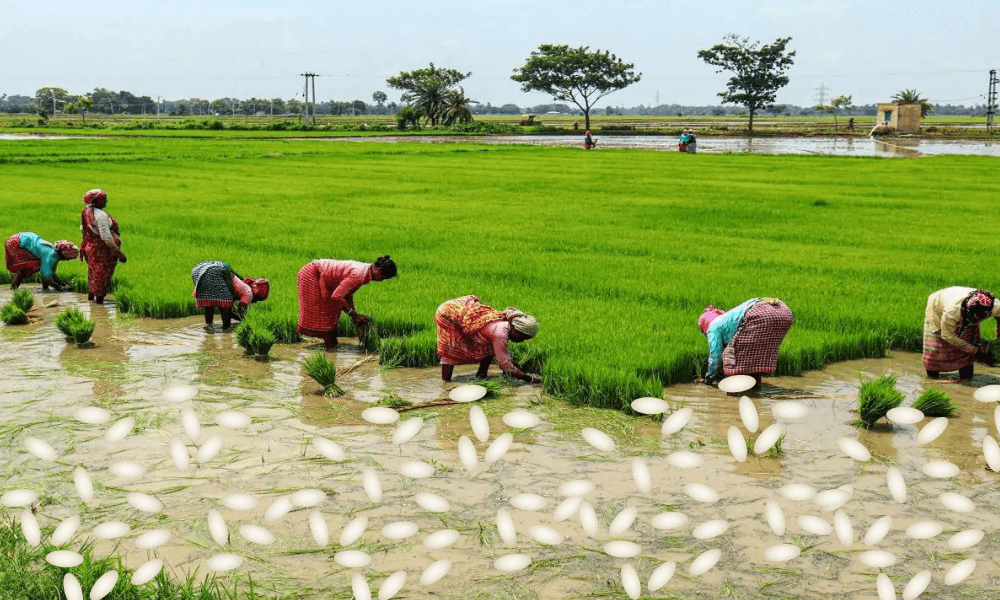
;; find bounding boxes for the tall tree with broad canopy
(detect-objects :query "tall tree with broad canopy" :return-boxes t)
[698,35,795,133]
[510,44,641,132]
[386,63,471,126]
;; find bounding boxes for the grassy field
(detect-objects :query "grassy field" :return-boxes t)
[2,137,998,408]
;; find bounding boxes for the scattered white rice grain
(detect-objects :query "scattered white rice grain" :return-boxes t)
[765,500,785,536]
[667,451,703,469]
[684,483,720,503]
[902,570,932,600]
[620,563,641,600]
[728,427,748,463]
[496,508,516,545]
[126,492,163,513]
[180,407,200,443]
[779,483,816,501]
[90,570,119,600]
[381,521,418,540]
[581,427,616,452]
[559,479,595,497]
[423,529,460,549]
[46,550,84,568]
[833,510,854,546]
[887,467,907,503]
[73,467,94,504]
[578,501,599,537]
[239,524,275,545]
[93,521,130,539]
[692,519,728,540]
[864,516,893,546]
[762,543,800,562]
[449,384,487,403]
[208,509,228,546]
[661,407,693,435]
[215,410,251,429]
[651,511,689,531]
[52,515,80,546]
[196,434,224,464]
[392,417,423,445]
[739,396,759,432]
[109,461,145,480]
[940,492,975,513]
[922,460,960,478]
[415,492,450,513]
[340,516,368,546]
[630,396,668,415]
[608,506,637,536]
[469,406,489,442]
[334,550,372,568]
[753,423,783,455]
[983,435,1000,471]
[308,511,329,547]
[886,406,924,425]
[916,417,948,445]
[647,561,676,592]
[528,524,564,545]
[718,374,755,394]
[20,510,40,547]
[222,493,258,511]
[104,417,134,443]
[603,540,641,559]
[502,409,540,429]
[510,493,547,511]
[24,437,57,462]
[553,496,582,522]
[162,383,198,403]
[815,488,852,512]
[948,529,985,550]
[689,548,722,577]
[837,437,871,462]
[772,401,809,419]
[74,406,111,425]
[362,406,399,425]
[484,432,514,464]
[973,384,1000,402]
[906,521,943,540]
[1,489,38,507]
[457,435,477,471]
[362,469,382,503]
[858,550,897,569]
[130,559,163,585]
[312,436,347,461]
[263,495,293,522]
[377,571,406,600]
[64,573,83,600]
[398,460,434,479]
[290,489,326,508]
[944,559,976,585]
[169,438,190,472]
[631,457,651,493]
[797,515,832,536]
[134,529,171,550]
[206,553,243,572]
[419,559,451,585]
[876,573,896,600]
[351,573,371,600]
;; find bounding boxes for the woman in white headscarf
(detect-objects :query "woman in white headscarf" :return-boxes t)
[434,294,541,383]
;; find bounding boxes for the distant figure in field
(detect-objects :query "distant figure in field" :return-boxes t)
[80,189,127,304]
[679,130,697,153]
[296,256,396,350]
[923,287,1000,381]
[191,261,270,330]
[699,298,794,389]
[583,130,597,150]
[4,232,78,291]
[435,294,541,384]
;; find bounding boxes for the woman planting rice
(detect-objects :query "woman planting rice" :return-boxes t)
[191,261,270,330]
[923,287,1000,381]
[435,294,541,384]
[79,189,127,304]
[4,232,78,290]
[699,298,794,388]
[297,256,396,350]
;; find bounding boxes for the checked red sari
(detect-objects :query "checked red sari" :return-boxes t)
[80,207,121,296]
[435,295,508,364]
[4,234,41,276]
[721,300,794,376]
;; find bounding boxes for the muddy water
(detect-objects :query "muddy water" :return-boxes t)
[2,286,999,600]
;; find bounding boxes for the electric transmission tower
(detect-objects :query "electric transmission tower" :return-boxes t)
[814,82,828,107]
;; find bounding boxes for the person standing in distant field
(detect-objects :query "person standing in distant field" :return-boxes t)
[923,287,1000,381]
[191,261,270,330]
[4,232,78,290]
[584,130,597,149]
[434,294,541,384]
[296,256,396,350]
[685,129,697,153]
[79,189,126,304]
[698,298,794,388]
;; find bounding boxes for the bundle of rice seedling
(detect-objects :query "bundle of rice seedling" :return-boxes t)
[912,387,956,417]
[356,323,381,353]
[56,308,88,338]
[303,351,344,395]
[1,304,28,325]
[11,289,33,312]
[979,340,1000,367]
[69,319,95,345]
[856,374,904,428]
[235,317,275,357]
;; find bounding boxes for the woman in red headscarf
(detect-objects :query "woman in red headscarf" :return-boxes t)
[79,189,126,304]
[923,287,1000,381]
[296,256,397,349]
[191,261,270,330]
[4,232,78,290]
[698,298,794,387]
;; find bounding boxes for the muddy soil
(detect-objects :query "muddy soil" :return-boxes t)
[2,286,999,600]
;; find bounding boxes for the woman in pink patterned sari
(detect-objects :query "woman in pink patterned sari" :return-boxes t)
[79,189,126,304]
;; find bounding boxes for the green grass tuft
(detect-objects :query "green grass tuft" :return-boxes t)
[0,303,28,325]
[303,351,344,395]
[912,387,956,417]
[855,374,903,428]
[11,289,34,312]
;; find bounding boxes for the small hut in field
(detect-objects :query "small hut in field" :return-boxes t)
[876,101,922,133]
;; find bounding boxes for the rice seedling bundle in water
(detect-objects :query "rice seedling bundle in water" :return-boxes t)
[856,374,903,427]
[235,316,275,357]
[912,387,956,417]
[56,309,87,338]
[69,320,95,345]
[303,351,343,395]
[11,289,33,312]
[0,304,28,325]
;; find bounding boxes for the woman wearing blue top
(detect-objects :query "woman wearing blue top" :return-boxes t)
[4,232,78,291]
[698,297,794,388]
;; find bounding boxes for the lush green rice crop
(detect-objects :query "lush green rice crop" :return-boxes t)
[856,374,904,427]
[0,303,27,325]
[3,137,999,408]
[11,288,33,312]
[912,387,956,417]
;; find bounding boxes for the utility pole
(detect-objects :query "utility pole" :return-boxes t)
[988,69,998,134]
[814,82,828,107]
[301,72,318,125]
[51,90,56,115]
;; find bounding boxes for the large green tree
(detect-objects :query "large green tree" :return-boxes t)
[510,44,641,131]
[892,88,934,118]
[386,63,471,126]
[698,35,795,133]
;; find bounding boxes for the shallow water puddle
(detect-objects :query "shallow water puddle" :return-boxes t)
[2,286,999,599]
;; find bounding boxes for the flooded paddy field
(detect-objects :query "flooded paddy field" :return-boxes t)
[3,286,1000,600]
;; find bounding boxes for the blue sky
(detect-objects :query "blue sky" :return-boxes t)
[3,0,997,108]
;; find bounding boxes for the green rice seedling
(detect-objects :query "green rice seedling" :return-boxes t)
[855,374,903,428]
[235,315,276,358]
[303,351,344,395]
[69,319,95,345]
[980,340,1000,367]
[912,387,956,417]
[375,393,412,407]
[56,308,87,338]
[356,322,381,353]
[0,303,28,325]
[11,289,33,312]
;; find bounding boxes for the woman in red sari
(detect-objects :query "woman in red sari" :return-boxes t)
[296,255,396,349]
[79,189,127,304]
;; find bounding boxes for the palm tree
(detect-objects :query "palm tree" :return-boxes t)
[440,87,476,126]
[407,78,449,125]
[892,89,934,118]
